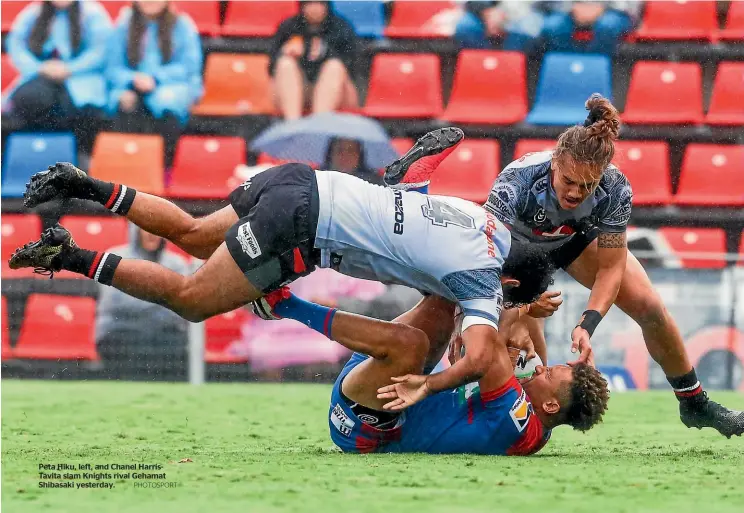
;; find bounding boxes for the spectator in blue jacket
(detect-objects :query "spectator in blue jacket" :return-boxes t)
[542,1,641,55]
[5,0,110,132]
[107,1,203,164]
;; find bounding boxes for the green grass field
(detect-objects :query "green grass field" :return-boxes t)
[2,380,743,513]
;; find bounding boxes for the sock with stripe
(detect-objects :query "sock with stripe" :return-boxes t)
[667,368,706,405]
[272,293,337,339]
[58,248,122,285]
[83,179,137,215]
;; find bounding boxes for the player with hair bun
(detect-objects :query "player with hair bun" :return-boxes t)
[388,94,743,438]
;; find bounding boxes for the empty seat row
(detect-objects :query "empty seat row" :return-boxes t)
[1,293,252,363]
[2,132,247,200]
[4,131,742,206]
[633,1,744,42]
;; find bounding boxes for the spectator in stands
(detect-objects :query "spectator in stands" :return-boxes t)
[5,0,110,136]
[106,1,203,165]
[95,224,189,380]
[323,137,383,184]
[454,1,545,52]
[542,1,641,55]
[269,1,360,120]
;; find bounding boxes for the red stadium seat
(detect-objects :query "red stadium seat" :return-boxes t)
[429,139,500,203]
[705,63,744,126]
[2,1,31,32]
[363,54,443,119]
[719,1,744,41]
[442,51,527,125]
[512,140,556,160]
[100,1,130,21]
[657,228,727,269]
[54,216,128,279]
[205,309,252,364]
[634,1,717,41]
[173,1,221,35]
[1,214,42,279]
[222,1,298,37]
[90,133,164,194]
[59,216,128,252]
[674,144,744,206]
[385,1,453,38]
[2,296,12,360]
[2,54,19,93]
[14,295,99,360]
[612,141,673,206]
[622,62,703,125]
[193,54,276,116]
[391,138,414,156]
[168,136,247,199]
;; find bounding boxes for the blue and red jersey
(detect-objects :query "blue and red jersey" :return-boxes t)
[329,353,551,456]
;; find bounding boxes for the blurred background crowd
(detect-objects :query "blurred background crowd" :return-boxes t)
[1,1,743,389]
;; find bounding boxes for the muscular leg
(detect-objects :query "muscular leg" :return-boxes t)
[391,295,457,370]
[330,312,430,410]
[565,240,691,376]
[124,194,238,259]
[111,243,262,322]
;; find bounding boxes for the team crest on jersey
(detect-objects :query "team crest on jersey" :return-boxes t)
[533,208,547,223]
[240,178,252,190]
[509,389,533,432]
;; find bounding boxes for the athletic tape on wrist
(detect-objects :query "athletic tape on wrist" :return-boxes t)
[577,309,602,337]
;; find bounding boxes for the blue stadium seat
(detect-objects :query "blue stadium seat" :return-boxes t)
[332,1,385,38]
[2,133,77,198]
[526,53,612,126]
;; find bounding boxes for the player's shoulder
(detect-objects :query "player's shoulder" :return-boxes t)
[599,164,632,194]
[481,377,551,456]
[502,151,553,175]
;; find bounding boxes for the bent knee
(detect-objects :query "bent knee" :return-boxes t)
[390,323,430,364]
[174,280,212,322]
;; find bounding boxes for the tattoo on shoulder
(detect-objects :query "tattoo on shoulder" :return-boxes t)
[598,232,627,249]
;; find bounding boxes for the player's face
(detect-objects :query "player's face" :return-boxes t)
[520,364,573,412]
[551,156,601,210]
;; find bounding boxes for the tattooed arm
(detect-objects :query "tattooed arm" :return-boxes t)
[569,171,632,364]
[586,231,628,315]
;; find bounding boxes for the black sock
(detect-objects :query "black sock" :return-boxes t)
[59,248,122,285]
[667,368,706,404]
[83,179,137,216]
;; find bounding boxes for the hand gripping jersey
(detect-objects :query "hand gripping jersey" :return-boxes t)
[314,171,511,329]
[329,354,551,455]
[485,151,633,251]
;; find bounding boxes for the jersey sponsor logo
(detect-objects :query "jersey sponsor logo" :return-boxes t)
[393,190,404,235]
[240,178,252,191]
[509,389,533,432]
[331,403,355,437]
[236,221,261,258]
[532,224,575,238]
[484,214,498,258]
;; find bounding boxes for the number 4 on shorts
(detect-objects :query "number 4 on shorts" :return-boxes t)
[421,198,475,229]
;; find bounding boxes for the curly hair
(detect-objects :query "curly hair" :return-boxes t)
[561,363,610,432]
[501,240,555,308]
[553,93,621,179]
